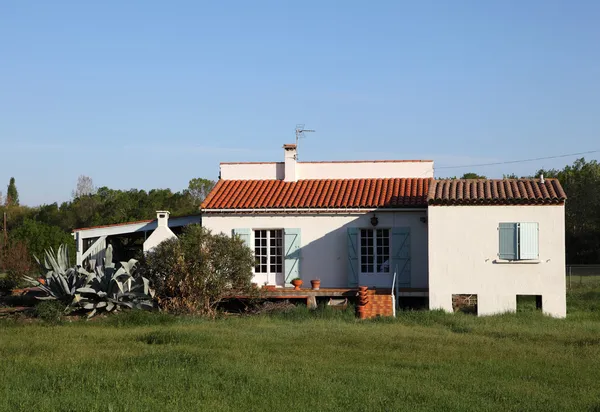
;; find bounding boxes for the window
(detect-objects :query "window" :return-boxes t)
[360,229,390,274]
[499,222,539,261]
[254,230,283,274]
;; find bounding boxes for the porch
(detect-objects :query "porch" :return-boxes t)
[233,286,429,318]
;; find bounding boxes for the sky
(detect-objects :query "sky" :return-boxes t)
[1,0,599,206]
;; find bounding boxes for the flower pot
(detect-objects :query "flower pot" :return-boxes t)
[310,279,321,290]
[358,286,368,293]
[291,279,303,290]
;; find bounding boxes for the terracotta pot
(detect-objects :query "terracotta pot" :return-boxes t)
[358,286,368,293]
[262,285,276,292]
[310,280,321,290]
[291,279,303,290]
[38,278,46,285]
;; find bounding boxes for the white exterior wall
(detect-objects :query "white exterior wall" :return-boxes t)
[428,205,566,318]
[219,161,433,181]
[202,211,428,288]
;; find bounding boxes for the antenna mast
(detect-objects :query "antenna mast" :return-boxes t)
[295,124,315,160]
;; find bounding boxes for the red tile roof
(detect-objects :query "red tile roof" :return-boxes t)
[201,178,431,210]
[428,179,566,205]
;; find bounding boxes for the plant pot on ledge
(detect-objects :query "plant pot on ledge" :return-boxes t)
[291,278,303,290]
[310,279,321,290]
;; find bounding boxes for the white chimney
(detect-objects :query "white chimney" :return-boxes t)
[540,174,545,184]
[283,144,297,182]
[143,211,176,253]
[156,211,170,227]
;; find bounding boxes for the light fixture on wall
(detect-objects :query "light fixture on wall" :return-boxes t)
[370,214,379,227]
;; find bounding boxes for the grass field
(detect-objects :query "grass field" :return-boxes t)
[1,288,600,412]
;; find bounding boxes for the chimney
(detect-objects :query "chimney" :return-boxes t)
[283,144,297,182]
[156,211,170,227]
[540,174,545,184]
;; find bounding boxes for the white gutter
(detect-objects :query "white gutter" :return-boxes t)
[201,207,427,214]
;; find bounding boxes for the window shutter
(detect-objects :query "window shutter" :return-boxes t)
[347,228,359,287]
[391,228,411,285]
[232,228,251,248]
[284,229,301,286]
[498,223,517,260]
[519,222,539,260]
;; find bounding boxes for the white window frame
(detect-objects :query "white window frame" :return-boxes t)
[253,229,284,276]
[359,228,391,275]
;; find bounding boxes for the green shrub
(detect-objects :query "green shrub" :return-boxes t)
[0,276,19,293]
[34,300,66,324]
[142,225,254,316]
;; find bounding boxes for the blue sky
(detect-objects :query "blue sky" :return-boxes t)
[1,0,599,205]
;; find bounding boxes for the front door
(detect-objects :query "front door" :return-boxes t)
[254,229,284,286]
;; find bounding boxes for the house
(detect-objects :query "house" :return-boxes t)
[201,143,567,318]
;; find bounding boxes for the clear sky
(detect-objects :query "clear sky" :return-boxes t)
[1,0,599,206]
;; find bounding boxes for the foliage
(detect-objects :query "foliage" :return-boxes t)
[460,172,487,179]
[10,219,75,262]
[0,236,33,281]
[142,225,254,316]
[24,244,155,318]
[537,158,600,264]
[6,177,19,206]
[186,178,216,205]
[34,300,67,324]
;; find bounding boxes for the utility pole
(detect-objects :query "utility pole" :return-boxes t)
[3,212,6,245]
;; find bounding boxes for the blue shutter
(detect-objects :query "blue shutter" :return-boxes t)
[519,222,539,260]
[499,223,517,260]
[391,228,411,286]
[232,228,251,248]
[284,229,301,286]
[347,228,359,287]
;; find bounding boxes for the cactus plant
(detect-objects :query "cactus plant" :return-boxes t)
[24,244,155,318]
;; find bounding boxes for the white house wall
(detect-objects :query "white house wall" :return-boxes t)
[202,211,428,289]
[219,161,434,181]
[427,205,566,318]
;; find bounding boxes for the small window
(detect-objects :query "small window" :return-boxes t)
[254,229,283,274]
[499,222,539,261]
[360,229,390,274]
[452,294,478,314]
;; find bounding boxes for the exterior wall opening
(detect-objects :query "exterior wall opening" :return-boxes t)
[452,294,478,314]
[517,295,543,312]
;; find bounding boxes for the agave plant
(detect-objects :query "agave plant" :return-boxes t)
[25,244,155,318]
[23,244,93,303]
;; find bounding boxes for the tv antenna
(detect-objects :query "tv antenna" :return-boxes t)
[295,124,315,160]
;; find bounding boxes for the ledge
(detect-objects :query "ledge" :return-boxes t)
[493,259,541,264]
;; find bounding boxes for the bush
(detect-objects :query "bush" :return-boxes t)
[34,300,66,324]
[0,276,19,293]
[142,225,254,316]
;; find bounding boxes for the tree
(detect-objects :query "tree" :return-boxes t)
[537,158,600,264]
[142,225,254,316]
[6,177,19,206]
[73,175,97,198]
[10,219,76,263]
[503,173,520,179]
[460,173,487,179]
[186,178,216,206]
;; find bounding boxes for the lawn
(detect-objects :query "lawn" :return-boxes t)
[1,288,600,412]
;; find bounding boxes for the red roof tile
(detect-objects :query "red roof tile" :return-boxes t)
[201,178,431,210]
[428,179,566,205]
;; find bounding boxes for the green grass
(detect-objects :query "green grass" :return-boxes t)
[1,292,600,411]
